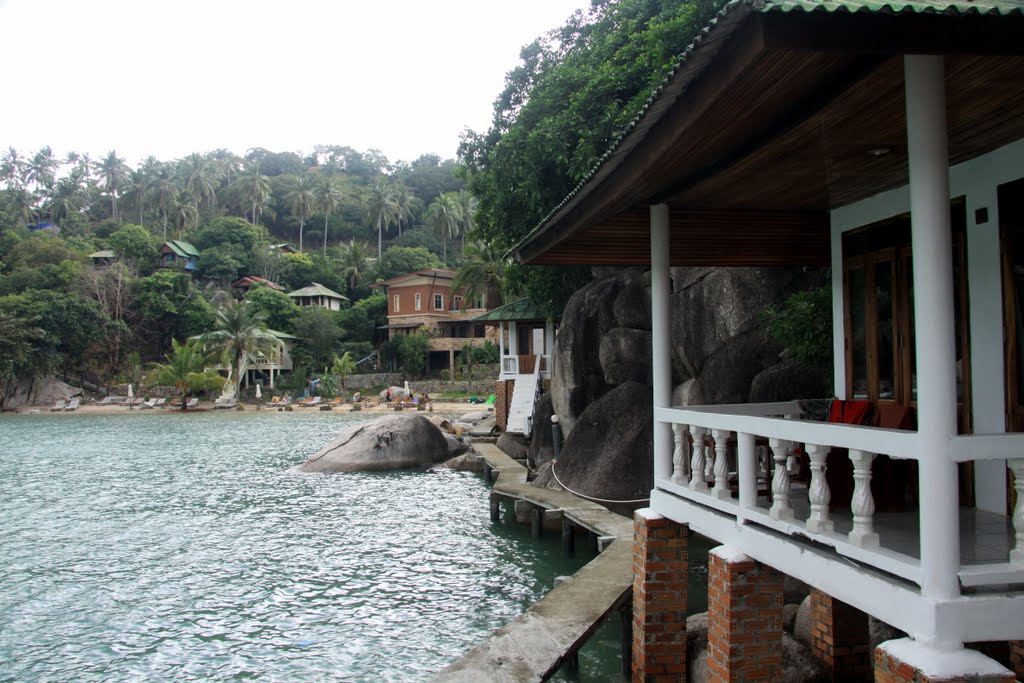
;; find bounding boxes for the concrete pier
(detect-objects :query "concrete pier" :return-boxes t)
[434,444,634,682]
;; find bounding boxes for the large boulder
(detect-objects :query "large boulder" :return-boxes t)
[535,382,653,501]
[671,267,806,404]
[299,414,451,473]
[496,433,529,461]
[2,376,81,409]
[749,359,832,403]
[599,328,652,386]
[528,393,556,469]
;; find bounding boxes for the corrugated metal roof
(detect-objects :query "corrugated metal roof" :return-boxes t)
[473,298,552,322]
[89,250,116,259]
[163,240,200,258]
[287,282,348,300]
[510,0,1024,261]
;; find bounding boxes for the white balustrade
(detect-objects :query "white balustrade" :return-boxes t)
[1010,459,1024,564]
[711,429,732,500]
[769,438,794,521]
[848,449,879,547]
[671,424,690,486]
[689,426,708,492]
[805,443,833,533]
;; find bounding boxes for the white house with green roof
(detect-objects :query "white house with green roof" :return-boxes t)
[509,0,1024,679]
[287,282,348,311]
[160,240,199,272]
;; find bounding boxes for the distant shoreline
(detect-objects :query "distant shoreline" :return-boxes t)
[7,400,475,416]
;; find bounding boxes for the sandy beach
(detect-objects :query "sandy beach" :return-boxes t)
[11,399,475,416]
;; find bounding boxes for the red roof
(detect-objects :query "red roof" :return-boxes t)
[232,276,284,291]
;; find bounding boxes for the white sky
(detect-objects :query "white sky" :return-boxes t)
[0,0,591,167]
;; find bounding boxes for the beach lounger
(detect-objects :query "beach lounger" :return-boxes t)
[64,398,80,411]
[185,397,199,409]
[153,398,166,408]
[51,400,66,411]
[99,396,124,405]
[140,398,159,409]
[213,397,238,409]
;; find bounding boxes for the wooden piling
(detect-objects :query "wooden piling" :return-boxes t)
[562,518,575,556]
[490,496,501,523]
[531,505,544,537]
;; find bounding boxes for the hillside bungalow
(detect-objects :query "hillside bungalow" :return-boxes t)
[88,250,116,267]
[269,243,297,255]
[160,240,199,271]
[372,269,492,379]
[473,299,557,434]
[206,328,296,389]
[232,275,284,292]
[511,1,1024,680]
[288,282,347,311]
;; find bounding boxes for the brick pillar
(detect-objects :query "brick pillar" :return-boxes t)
[706,547,784,683]
[810,588,872,681]
[632,509,688,682]
[495,380,511,431]
[1008,641,1023,681]
[875,639,1015,682]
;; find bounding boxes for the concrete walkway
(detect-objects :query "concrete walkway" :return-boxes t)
[434,444,634,682]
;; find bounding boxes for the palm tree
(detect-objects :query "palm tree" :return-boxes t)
[454,190,478,253]
[337,241,371,293]
[49,174,86,226]
[367,179,397,260]
[180,153,219,210]
[314,176,344,256]
[122,167,149,226]
[425,194,461,264]
[170,190,199,238]
[98,150,129,222]
[148,170,178,240]
[331,351,357,389]
[285,175,318,252]
[148,339,225,410]
[235,166,271,225]
[393,184,415,238]
[27,146,60,195]
[452,241,507,309]
[198,300,278,398]
[1,147,26,190]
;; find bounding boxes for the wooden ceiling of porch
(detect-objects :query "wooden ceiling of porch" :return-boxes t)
[517,10,1024,267]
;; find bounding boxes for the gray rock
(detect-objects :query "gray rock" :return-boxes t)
[599,328,653,386]
[528,394,556,469]
[299,414,451,473]
[686,610,828,683]
[869,616,907,653]
[445,433,469,456]
[458,410,489,424]
[783,603,800,633]
[612,279,651,330]
[2,376,81,409]
[749,359,832,403]
[672,378,706,407]
[670,267,805,403]
[794,595,812,645]
[783,575,811,605]
[497,433,529,461]
[442,452,484,472]
[535,382,653,501]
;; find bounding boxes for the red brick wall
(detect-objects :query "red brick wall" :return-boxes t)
[496,380,512,431]
[632,511,688,682]
[810,588,871,681]
[706,550,784,683]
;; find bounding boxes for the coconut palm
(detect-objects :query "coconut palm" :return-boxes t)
[148,339,226,410]
[367,179,397,260]
[27,146,60,195]
[148,170,178,240]
[337,241,371,293]
[122,167,149,226]
[454,190,478,253]
[285,175,318,252]
[393,184,415,238]
[1,147,26,189]
[235,166,271,225]
[452,241,507,309]
[331,351,357,389]
[314,176,344,256]
[170,190,199,238]
[180,153,219,210]
[198,300,278,398]
[425,194,461,264]
[48,174,86,226]
[98,150,129,222]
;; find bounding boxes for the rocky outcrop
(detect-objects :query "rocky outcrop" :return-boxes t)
[749,359,831,403]
[299,414,451,473]
[527,393,556,469]
[496,433,529,461]
[1,376,82,409]
[535,382,653,501]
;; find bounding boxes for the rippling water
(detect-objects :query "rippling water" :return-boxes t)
[0,411,597,682]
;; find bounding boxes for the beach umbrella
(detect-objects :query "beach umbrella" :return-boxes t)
[127,384,134,410]
[255,383,262,399]
[404,380,410,396]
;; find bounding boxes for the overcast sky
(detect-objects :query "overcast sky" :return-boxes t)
[0,0,591,167]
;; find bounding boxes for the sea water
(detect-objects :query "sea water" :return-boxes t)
[0,410,631,682]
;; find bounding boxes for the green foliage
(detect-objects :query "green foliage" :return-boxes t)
[761,283,833,368]
[244,285,300,332]
[192,216,269,278]
[473,340,500,364]
[393,227,444,259]
[107,223,160,273]
[197,250,244,282]
[147,338,226,409]
[292,307,342,370]
[0,310,47,401]
[388,332,430,378]
[198,299,276,395]
[331,351,357,388]
[0,289,111,375]
[336,305,375,346]
[376,246,441,281]
[4,234,78,270]
[133,270,215,355]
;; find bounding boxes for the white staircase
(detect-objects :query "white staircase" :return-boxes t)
[506,357,541,436]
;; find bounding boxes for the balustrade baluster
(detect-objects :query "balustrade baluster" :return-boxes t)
[805,443,833,533]
[711,429,732,500]
[768,438,794,521]
[848,449,879,547]
[689,426,708,492]
[1010,459,1024,563]
[671,424,690,486]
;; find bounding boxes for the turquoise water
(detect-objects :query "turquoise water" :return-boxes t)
[0,411,609,682]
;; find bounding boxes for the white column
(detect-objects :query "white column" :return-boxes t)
[499,321,505,371]
[712,429,732,500]
[1010,459,1024,563]
[768,438,794,521]
[905,54,961,601]
[651,203,673,482]
[848,449,879,547]
[805,443,833,533]
[738,432,757,511]
[689,426,708,492]
[509,321,518,356]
